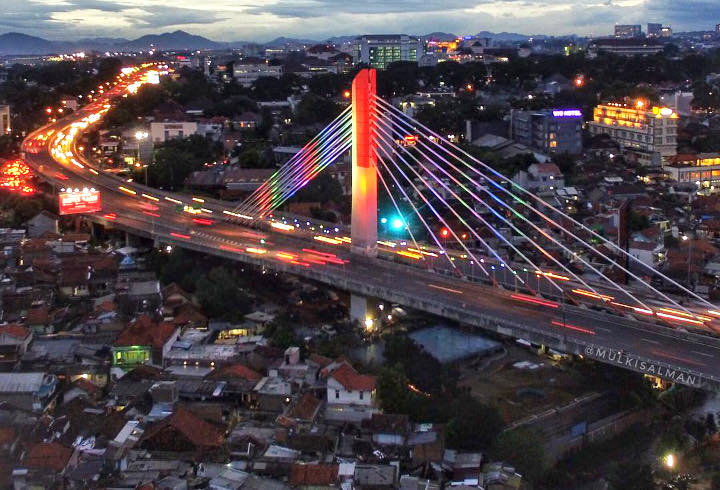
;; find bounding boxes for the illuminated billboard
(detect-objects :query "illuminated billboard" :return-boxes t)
[58,187,102,215]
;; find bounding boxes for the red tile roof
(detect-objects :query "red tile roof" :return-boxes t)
[26,306,49,325]
[72,378,99,395]
[0,324,30,339]
[25,442,73,472]
[0,427,16,445]
[308,353,333,368]
[290,463,339,486]
[288,393,321,421]
[113,314,178,349]
[209,363,262,382]
[330,364,377,391]
[143,407,224,449]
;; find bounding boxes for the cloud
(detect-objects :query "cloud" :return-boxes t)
[0,0,716,41]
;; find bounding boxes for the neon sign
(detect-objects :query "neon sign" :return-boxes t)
[552,109,582,118]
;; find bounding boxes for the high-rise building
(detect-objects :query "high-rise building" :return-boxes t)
[588,103,678,165]
[614,24,642,38]
[716,23,720,32]
[509,108,583,155]
[0,105,9,134]
[647,23,662,38]
[353,35,421,69]
[660,26,673,38]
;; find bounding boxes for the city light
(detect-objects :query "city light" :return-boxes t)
[391,217,404,230]
[663,453,675,469]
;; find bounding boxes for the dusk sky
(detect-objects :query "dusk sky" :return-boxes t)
[3,0,720,41]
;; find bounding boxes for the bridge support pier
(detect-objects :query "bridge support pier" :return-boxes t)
[350,68,378,257]
[350,294,380,333]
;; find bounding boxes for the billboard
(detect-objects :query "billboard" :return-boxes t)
[58,188,102,215]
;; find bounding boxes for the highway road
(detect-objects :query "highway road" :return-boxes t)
[19,66,720,390]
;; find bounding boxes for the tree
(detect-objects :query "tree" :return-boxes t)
[295,94,342,125]
[492,428,545,482]
[711,472,720,490]
[607,460,655,490]
[293,171,344,205]
[148,135,222,189]
[196,267,252,321]
[445,394,505,450]
[707,412,717,435]
[264,313,299,349]
[376,364,415,415]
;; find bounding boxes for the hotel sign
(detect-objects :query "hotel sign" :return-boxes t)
[552,109,582,118]
[583,345,701,387]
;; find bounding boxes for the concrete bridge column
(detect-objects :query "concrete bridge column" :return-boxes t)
[350,294,380,332]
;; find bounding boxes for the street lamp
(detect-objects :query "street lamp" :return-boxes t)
[663,453,675,470]
[682,234,692,290]
[135,131,149,185]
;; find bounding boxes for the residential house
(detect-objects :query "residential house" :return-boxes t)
[326,363,377,406]
[140,407,225,461]
[112,314,180,369]
[14,441,77,489]
[366,413,409,446]
[628,240,665,270]
[24,211,59,238]
[289,463,339,489]
[0,324,32,368]
[0,372,58,412]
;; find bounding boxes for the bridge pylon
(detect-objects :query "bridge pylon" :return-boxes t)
[350,68,378,257]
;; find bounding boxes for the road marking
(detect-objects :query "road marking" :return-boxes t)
[427,283,464,295]
[692,350,714,358]
[641,338,660,345]
[595,327,612,333]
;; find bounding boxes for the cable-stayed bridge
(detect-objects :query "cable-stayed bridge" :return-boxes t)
[21,66,720,391]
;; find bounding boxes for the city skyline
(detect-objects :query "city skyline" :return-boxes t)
[3,0,720,43]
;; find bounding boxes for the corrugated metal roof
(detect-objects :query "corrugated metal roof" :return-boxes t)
[0,372,45,393]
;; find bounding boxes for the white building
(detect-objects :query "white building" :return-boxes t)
[512,163,565,195]
[233,62,282,87]
[628,240,664,269]
[0,105,9,134]
[149,121,197,143]
[326,363,376,407]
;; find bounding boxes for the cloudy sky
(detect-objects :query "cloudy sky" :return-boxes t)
[3,0,719,41]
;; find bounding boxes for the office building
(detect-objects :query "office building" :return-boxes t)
[0,105,9,134]
[353,35,421,69]
[509,108,583,155]
[660,26,672,38]
[588,103,678,165]
[233,61,282,87]
[716,23,720,32]
[588,38,664,57]
[615,24,642,38]
[647,23,662,38]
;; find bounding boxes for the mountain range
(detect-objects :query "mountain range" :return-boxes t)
[0,29,544,56]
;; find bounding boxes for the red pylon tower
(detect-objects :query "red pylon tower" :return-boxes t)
[351,68,378,257]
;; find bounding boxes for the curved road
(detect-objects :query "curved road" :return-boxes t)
[20,66,720,390]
